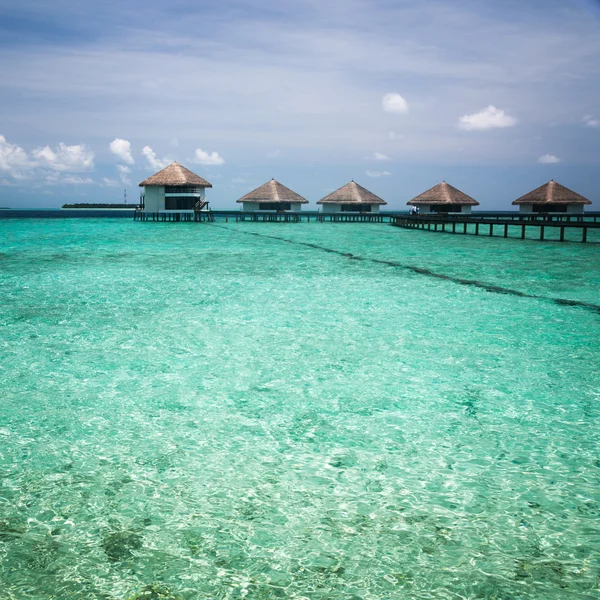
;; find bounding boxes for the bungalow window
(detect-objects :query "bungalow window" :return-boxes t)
[532,204,567,213]
[431,205,463,213]
[341,204,371,212]
[165,197,197,210]
[259,203,291,211]
[164,186,204,194]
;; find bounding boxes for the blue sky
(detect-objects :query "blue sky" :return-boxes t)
[0,0,599,209]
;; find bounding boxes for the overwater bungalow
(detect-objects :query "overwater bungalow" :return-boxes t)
[407,181,479,214]
[139,162,212,213]
[236,179,308,212]
[512,180,591,214]
[317,181,387,213]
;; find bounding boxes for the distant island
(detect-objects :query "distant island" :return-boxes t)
[61,203,138,209]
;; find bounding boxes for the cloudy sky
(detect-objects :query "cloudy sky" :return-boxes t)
[0,0,599,209]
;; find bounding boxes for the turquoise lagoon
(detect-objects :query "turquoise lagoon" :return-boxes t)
[0,218,599,599]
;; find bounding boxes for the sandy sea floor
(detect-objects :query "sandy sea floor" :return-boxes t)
[1,218,599,599]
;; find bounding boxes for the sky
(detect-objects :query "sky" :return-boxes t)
[0,0,599,210]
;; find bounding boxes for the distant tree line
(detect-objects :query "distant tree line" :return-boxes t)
[61,203,139,209]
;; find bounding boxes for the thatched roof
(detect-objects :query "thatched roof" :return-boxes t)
[317,181,387,205]
[407,181,479,206]
[512,180,591,205]
[236,179,308,204]
[139,162,212,187]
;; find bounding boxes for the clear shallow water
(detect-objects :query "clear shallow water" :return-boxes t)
[1,219,599,599]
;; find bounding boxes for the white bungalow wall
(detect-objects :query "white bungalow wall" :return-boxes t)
[241,202,303,212]
[518,204,584,214]
[417,205,471,214]
[143,187,165,212]
[321,204,380,213]
[143,186,207,212]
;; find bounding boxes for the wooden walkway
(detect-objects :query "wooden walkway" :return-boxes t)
[134,211,214,222]
[133,209,600,242]
[134,210,392,223]
[443,212,600,223]
[391,214,600,243]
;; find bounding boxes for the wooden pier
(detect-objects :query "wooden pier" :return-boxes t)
[134,211,215,222]
[391,213,600,243]
[134,209,600,242]
[134,210,392,223]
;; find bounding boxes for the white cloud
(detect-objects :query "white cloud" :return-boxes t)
[537,154,560,164]
[372,152,390,161]
[366,169,391,177]
[458,105,517,131]
[267,149,281,158]
[109,138,134,164]
[1,1,599,178]
[62,176,94,185]
[45,172,93,185]
[0,135,30,177]
[117,164,132,185]
[583,115,600,127]
[32,143,94,171]
[387,131,404,141]
[1,135,95,182]
[102,177,120,187]
[142,146,171,170]
[382,93,409,114]
[194,148,225,166]
[232,177,246,183]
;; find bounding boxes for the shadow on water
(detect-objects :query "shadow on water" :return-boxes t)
[211,225,600,315]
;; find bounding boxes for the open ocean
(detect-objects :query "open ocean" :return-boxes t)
[1,218,599,599]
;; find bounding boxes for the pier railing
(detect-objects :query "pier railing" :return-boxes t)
[134,210,395,223]
[421,212,600,223]
[390,214,600,243]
